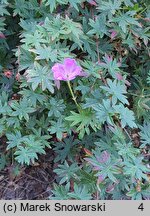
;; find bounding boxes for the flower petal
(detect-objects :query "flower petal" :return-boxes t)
[52,63,65,80]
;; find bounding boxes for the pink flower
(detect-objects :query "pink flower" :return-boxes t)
[52,58,85,81]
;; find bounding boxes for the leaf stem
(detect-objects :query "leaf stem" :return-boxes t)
[67,81,80,111]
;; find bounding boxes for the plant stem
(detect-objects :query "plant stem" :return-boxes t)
[67,81,80,111]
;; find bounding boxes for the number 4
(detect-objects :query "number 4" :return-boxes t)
[138,203,144,211]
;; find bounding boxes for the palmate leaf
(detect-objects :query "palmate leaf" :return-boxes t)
[62,16,84,47]
[123,0,134,7]
[0,100,11,115]
[86,151,121,183]
[31,128,51,147]
[13,0,39,17]
[19,88,46,107]
[46,98,66,118]
[65,109,98,139]
[21,30,47,48]
[99,38,113,54]
[88,15,108,38]
[95,134,118,158]
[14,146,38,165]
[127,184,150,200]
[21,135,47,154]
[44,16,62,41]
[43,0,81,13]
[10,98,36,121]
[29,45,58,62]
[43,0,67,13]
[16,47,34,71]
[0,3,10,16]
[99,55,121,79]
[114,103,137,128]
[123,157,149,181]
[78,168,97,192]
[44,16,84,47]
[97,0,121,19]
[92,99,114,125]
[139,122,150,147]
[112,11,141,33]
[54,160,80,184]
[51,184,70,200]
[11,132,50,165]
[132,26,150,46]
[68,183,92,200]
[53,136,79,163]
[101,79,129,105]
[6,116,21,129]
[48,118,65,140]
[114,141,140,160]
[26,63,54,93]
[6,131,23,150]
[69,0,81,11]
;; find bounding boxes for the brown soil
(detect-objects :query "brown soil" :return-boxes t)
[0,149,56,200]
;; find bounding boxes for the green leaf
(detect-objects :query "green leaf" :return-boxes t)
[16,47,34,71]
[123,0,134,7]
[14,146,38,165]
[88,15,108,38]
[54,160,80,184]
[97,0,121,19]
[6,131,23,150]
[123,157,149,181]
[99,55,121,79]
[86,151,121,183]
[51,184,70,200]
[48,118,65,140]
[68,183,92,200]
[10,98,36,121]
[46,98,65,118]
[43,0,67,13]
[114,103,137,128]
[101,79,129,105]
[29,45,58,62]
[26,63,54,93]
[139,122,150,147]
[69,0,81,11]
[19,89,46,107]
[53,136,79,163]
[92,99,114,125]
[112,11,141,33]
[0,153,7,171]
[0,3,10,16]
[21,30,47,47]
[114,141,140,160]
[65,109,97,138]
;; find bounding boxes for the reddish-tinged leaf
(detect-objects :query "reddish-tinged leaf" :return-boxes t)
[83,148,93,156]
[0,33,6,39]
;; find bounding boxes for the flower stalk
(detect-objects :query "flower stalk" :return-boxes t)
[67,81,80,111]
